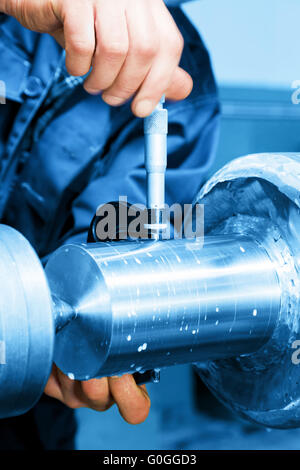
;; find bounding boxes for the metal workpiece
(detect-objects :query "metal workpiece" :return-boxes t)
[45,236,281,381]
[0,225,54,419]
[144,96,168,239]
[2,153,300,428]
[52,295,75,334]
[193,153,300,429]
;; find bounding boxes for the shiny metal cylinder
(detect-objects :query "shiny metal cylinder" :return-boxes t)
[46,236,281,381]
[0,225,54,418]
[193,152,300,429]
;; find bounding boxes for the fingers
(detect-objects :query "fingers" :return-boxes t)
[131,63,192,118]
[44,365,65,401]
[85,0,192,116]
[131,2,187,117]
[45,368,151,424]
[44,365,86,409]
[52,0,95,76]
[83,0,129,94]
[51,28,65,48]
[100,0,158,106]
[45,366,114,411]
[103,0,192,117]
[165,67,194,102]
[52,0,193,114]
[108,374,151,425]
[80,378,114,412]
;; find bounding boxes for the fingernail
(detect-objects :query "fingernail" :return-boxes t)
[101,94,125,106]
[134,99,154,117]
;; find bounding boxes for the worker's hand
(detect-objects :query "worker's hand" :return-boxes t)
[3,0,193,116]
[44,364,151,424]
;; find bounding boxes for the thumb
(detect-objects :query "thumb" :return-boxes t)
[51,28,65,48]
[108,374,151,425]
[165,67,193,102]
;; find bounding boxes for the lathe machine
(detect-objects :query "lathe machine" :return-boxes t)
[1,151,300,429]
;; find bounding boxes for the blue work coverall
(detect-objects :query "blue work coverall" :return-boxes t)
[0,2,219,449]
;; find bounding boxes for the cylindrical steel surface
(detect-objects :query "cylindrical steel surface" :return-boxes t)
[46,236,281,381]
[0,225,54,418]
[193,153,300,428]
